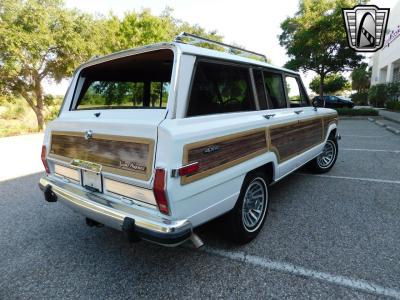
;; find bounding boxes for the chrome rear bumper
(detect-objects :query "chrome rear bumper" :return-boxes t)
[39,176,192,246]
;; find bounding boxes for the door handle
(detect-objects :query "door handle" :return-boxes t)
[263,114,275,119]
[294,110,303,115]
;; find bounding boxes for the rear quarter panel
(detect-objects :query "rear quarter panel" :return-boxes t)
[157,112,279,227]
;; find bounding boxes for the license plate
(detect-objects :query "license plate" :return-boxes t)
[82,170,102,192]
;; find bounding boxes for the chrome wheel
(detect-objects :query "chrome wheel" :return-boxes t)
[242,178,267,232]
[317,140,337,169]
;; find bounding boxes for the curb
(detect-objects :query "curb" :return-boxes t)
[381,116,400,126]
[339,116,382,120]
[368,118,400,135]
[376,121,385,127]
[386,126,400,135]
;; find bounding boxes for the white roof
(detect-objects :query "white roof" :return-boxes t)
[175,42,298,75]
[80,42,298,75]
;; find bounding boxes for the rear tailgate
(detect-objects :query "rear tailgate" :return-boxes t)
[47,109,165,184]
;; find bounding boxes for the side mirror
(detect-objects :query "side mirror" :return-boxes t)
[312,99,319,110]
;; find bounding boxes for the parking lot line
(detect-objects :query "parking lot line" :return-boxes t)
[342,148,400,154]
[297,173,400,185]
[341,134,392,138]
[200,246,400,299]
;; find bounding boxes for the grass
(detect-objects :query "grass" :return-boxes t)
[0,97,62,137]
[335,108,379,116]
[0,119,39,137]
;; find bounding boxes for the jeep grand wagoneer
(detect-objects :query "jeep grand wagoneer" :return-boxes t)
[39,33,339,247]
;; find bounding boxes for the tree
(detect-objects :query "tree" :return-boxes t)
[351,62,371,93]
[0,0,105,129]
[108,8,222,53]
[0,2,222,130]
[309,73,350,95]
[279,0,364,99]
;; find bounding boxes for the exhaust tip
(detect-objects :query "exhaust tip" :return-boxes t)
[189,233,204,249]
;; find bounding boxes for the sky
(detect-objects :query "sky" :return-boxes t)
[43,0,400,95]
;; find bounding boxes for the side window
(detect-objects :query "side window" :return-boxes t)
[253,69,267,110]
[285,76,309,107]
[187,61,255,117]
[263,72,287,109]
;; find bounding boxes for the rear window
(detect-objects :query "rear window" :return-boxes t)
[187,61,255,117]
[73,49,173,110]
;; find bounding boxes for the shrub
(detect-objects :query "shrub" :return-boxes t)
[335,108,379,116]
[368,82,400,107]
[387,82,400,101]
[45,105,60,122]
[368,84,388,107]
[1,100,26,120]
[386,100,400,111]
[350,92,369,105]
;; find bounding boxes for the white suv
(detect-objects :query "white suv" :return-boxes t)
[39,33,339,247]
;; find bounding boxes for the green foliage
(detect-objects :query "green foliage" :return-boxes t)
[309,74,350,94]
[351,63,371,93]
[0,119,38,137]
[386,81,400,100]
[78,81,169,109]
[335,108,378,116]
[44,105,59,122]
[350,92,368,105]
[1,100,26,120]
[0,97,39,136]
[0,2,222,132]
[368,82,400,107]
[368,84,388,107]
[279,0,364,97]
[386,100,400,111]
[0,0,106,129]
[105,8,222,53]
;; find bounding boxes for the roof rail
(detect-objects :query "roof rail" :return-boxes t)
[174,32,268,62]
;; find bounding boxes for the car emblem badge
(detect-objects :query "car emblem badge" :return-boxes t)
[203,145,220,154]
[342,5,390,52]
[84,130,93,140]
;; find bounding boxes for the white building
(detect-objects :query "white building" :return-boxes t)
[370,0,400,85]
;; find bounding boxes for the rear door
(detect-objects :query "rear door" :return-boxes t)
[257,70,300,177]
[284,74,324,167]
[46,48,175,190]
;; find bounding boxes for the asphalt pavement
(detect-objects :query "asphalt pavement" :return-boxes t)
[0,119,399,299]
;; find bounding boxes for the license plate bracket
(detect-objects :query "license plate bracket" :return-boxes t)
[82,170,102,192]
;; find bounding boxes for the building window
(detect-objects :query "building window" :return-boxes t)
[379,67,388,83]
[393,67,400,82]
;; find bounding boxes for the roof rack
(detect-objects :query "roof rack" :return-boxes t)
[174,32,268,62]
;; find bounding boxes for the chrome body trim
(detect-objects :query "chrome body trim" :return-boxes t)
[54,164,81,183]
[39,176,192,237]
[103,177,157,206]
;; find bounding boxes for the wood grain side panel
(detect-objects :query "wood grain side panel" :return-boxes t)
[182,129,268,184]
[270,117,323,163]
[323,114,338,138]
[48,132,154,181]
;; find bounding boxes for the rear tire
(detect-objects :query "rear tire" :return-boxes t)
[309,136,338,173]
[226,171,269,244]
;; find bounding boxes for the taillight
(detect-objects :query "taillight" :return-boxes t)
[171,162,199,178]
[153,168,169,215]
[41,145,50,174]
[178,162,199,177]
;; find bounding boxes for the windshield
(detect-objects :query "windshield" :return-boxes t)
[73,49,174,110]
